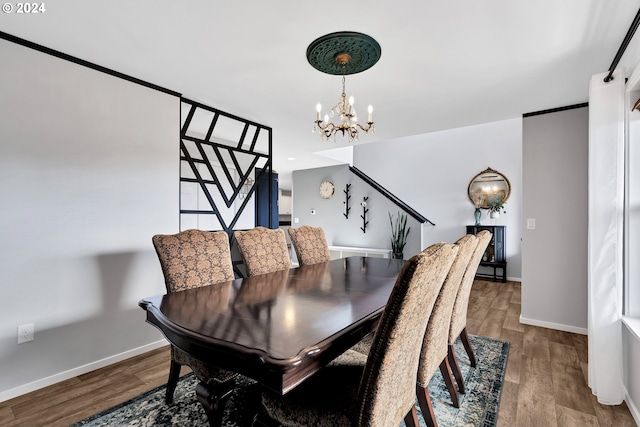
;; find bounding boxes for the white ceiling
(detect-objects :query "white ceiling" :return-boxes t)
[2,0,640,189]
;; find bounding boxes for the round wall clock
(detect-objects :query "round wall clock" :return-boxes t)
[319,181,335,199]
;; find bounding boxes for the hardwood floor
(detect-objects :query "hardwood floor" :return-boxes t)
[468,280,636,427]
[0,280,636,426]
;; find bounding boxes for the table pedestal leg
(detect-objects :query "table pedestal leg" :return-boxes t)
[195,380,235,427]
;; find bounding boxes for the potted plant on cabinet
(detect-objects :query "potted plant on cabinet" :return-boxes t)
[489,199,506,219]
[389,211,410,260]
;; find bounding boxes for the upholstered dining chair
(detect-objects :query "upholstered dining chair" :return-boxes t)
[415,233,478,427]
[234,227,291,276]
[288,225,332,266]
[151,229,237,409]
[347,235,479,426]
[447,229,493,394]
[257,242,459,427]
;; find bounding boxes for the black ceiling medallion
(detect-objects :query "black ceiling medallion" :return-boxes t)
[306,31,381,75]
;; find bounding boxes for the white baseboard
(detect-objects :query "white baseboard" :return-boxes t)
[519,316,588,335]
[625,386,640,427]
[0,339,168,403]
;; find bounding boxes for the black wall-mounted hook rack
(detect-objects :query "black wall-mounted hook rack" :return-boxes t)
[343,184,351,218]
[360,196,369,233]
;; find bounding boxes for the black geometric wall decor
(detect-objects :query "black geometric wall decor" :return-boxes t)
[179,98,273,234]
[179,98,274,277]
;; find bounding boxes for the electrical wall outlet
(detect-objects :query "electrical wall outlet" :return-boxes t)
[18,323,34,344]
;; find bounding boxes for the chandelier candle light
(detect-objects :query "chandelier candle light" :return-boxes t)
[314,53,374,141]
[307,31,381,143]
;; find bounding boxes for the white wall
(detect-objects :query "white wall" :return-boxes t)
[353,118,523,279]
[522,107,589,334]
[628,84,640,319]
[0,39,178,400]
[292,164,426,260]
[624,63,640,424]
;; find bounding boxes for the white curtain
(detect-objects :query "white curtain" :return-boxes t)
[588,69,625,405]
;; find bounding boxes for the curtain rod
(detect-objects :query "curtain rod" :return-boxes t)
[604,7,640,83]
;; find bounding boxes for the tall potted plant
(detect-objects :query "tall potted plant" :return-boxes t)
[389,211,410,260]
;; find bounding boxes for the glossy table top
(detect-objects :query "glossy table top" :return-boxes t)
[140,256,405,394]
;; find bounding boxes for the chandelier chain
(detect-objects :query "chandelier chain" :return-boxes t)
[313,61,374,143]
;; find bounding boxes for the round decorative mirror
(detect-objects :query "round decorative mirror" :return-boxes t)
[468,167,511,209]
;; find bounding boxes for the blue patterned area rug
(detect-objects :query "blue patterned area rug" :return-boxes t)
[72,335,509,427]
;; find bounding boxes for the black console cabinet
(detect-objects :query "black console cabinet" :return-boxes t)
[466,225,507,282]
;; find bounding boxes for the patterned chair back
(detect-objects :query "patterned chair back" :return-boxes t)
[152,229,234,293]
[234,227,291,276]
[448,230,493,344]
[417,233,478,387]
[288,225,331,266]
[356,242,458,427]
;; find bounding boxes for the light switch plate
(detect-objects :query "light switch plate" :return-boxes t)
[527,218,536,229]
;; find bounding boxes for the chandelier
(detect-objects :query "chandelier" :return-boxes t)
[306,32,381,143]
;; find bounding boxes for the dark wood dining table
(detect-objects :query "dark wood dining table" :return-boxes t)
[139,256,405,425]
